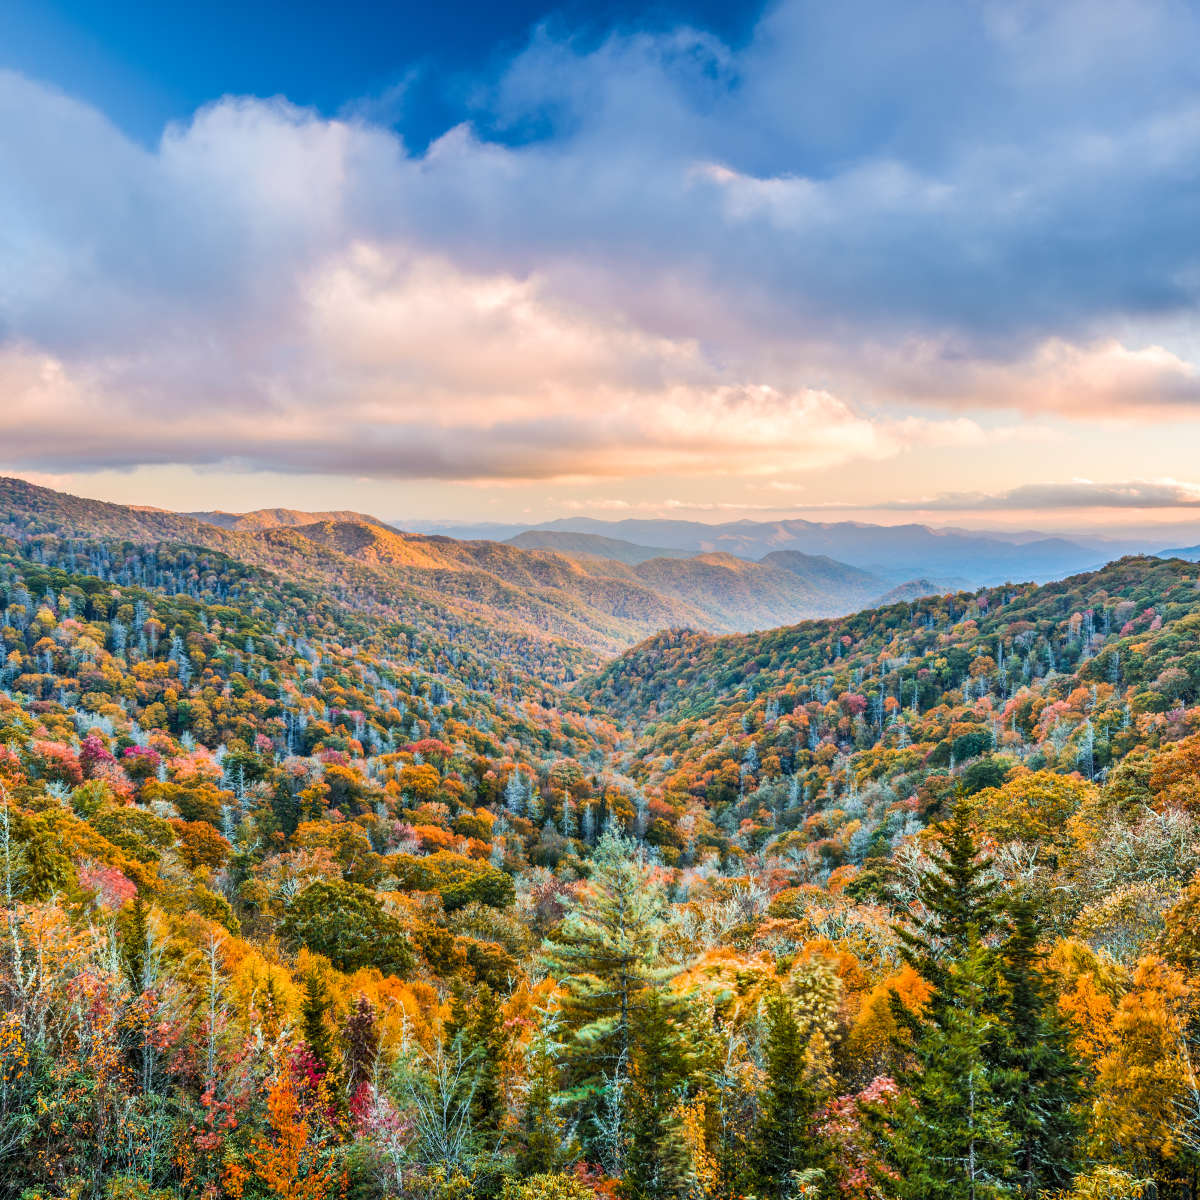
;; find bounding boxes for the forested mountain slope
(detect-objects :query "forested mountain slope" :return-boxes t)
[1,480,906,640]
[189,508,384,532]
[505,530,692,564]
[1,477,1199,1199]
[526,514,1117,583]
[582,555,1200,805]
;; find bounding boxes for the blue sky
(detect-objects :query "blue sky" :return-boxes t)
[5,0,760,147]
[2,0,1200,527]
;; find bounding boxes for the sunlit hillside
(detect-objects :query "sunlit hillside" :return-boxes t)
[0,478,1198,1197]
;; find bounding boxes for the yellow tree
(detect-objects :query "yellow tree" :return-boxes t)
[1088,955,1193,1179]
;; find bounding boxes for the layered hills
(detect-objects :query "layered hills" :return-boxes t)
[0,479,920,648]
[418,513,1139,586]
[1,475,1198,1196]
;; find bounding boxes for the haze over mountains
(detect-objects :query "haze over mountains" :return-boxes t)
[0,478,900,649]
[408,514,1162,587]
[8,475,1198,651]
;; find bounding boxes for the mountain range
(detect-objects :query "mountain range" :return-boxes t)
[407,515,1158,585]
[9,476,1191,652]
[3,472,1199,1198]
[0,478,913,652]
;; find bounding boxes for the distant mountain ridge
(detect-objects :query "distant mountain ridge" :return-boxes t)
[505,530,692,565]
[1,477,1149,654]
[187,507,383,532]
[523,516,1112,583]
[407,513,1140,586]
[0,479,908,654]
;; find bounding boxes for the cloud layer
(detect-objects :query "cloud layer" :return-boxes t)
[802,480,1200,512]
[2,0,1200,488]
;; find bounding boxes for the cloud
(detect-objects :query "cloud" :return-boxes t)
[809,479,1200,512]
[0,331,958,482]
[867,336,1200,417]
[2,0,1200,487]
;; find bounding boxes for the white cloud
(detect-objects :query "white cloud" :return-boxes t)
[804,479,1200,512]
[3,0,1200,488]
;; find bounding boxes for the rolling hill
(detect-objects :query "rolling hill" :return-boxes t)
[487,515,1125,585]
[505,529,691,565]
[188,506,384,532]
[0,480,920,645]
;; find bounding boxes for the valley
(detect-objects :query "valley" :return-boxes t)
[1,477,1198,1197]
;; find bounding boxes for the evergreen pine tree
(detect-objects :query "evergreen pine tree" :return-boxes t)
[885,938,1016,1200]
[751,982,833,1200]
[301,967,334,1071]
[466,983,506,1142]
[120,890,150,994]
[894,800,1000,995]
[543,830,673,1160]
[514,1005,570,1176]
[443,978,471,1053]
[882,801,1015,1199]
[992,896,1084,1197]
[624,986,695,1200]
[271,778,301,838]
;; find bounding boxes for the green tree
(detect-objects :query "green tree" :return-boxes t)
[466,983,506,1141]
[751,964,840,1200]
[894,801,1000,992]
[119,890,150,993]
[281,880,413,975]
[882,803,1014,1199]
[624,987,694,1200]
[514,1006,570,1177]
[884,938,1016,1200]
[16,828,71,901]
[992,896,1084,1197]
[301,966,334,1072]
[543,830,673,1162]
[271,777,301,839]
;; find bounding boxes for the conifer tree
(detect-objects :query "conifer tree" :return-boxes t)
[751,986,832,1200]
[120,890,150,994]
[514,1005,570,1177]
[895,800,1000,993]
[271,777,301,838]
[624,986,695,1200]
[441,977,476,1139]
[882,802,1014,1199]
[884,938,1016,1200]
[467,983,506,1141]
[301,967,334,1072]
[443,978,471,1054]
[992,896,1084,1197]
[441,979,508,1163]
[543,830,672,1159]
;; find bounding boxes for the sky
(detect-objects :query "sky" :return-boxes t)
[2,0,1200,529]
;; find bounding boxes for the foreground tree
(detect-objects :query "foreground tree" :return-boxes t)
[543,830,675,1170]
[751,976,835,1200]
[994,896,1084,1196]
[882,804,1012,1199]
[884,937,1015,1200]
[624,986,695,1200]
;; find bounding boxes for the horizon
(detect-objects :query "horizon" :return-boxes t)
[9,469,1200,549]
[4,2,1200,529]
[3,6,1200,1182]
